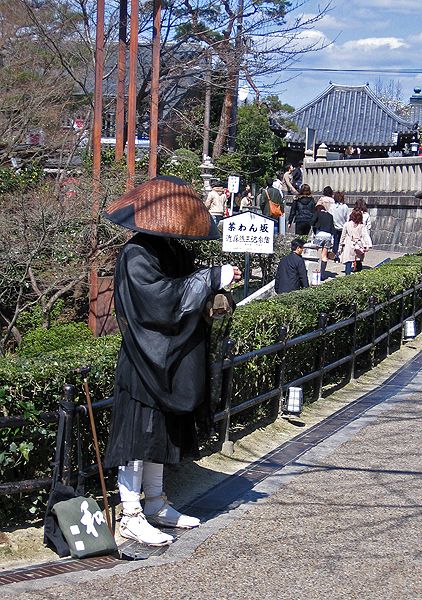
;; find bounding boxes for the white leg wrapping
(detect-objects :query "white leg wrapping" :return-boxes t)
[118,460,174,546]
[118,460,143,513]
[143,461,200,529]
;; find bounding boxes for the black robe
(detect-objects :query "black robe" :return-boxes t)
[104,233,222,467]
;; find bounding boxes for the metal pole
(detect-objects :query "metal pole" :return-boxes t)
[115,0,128,161]
[61,384,76,486]
[349,303,358,380]
[370,295,376,368]
[313,312,328,401]
[243,252,250,299]
[88,0,105,335]
[272,325,287,418]
[218,339,235,447]
[148,0,161,179]
[127,0,139,190]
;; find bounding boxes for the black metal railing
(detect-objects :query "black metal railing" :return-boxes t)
[1,279,421,497]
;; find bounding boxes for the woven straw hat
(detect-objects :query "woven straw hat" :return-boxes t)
[103,176,220,240]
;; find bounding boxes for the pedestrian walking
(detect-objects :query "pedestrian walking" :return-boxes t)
[311,204,335,281]
[352,198,372,271]
[260,177,284,222]
[272,172,284,195]
[240,189,253,211]
[331,191,349,262]
[316,186,335,211]
[287,183,315,236]
[204,179,227,224]
[280,164,299,195]
[339,208,372,275]
[274,238,309,294]
[103,176,241,546]
[292,162,304,190]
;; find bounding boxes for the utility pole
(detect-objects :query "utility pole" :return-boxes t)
[88,0,105,335]
[227,0,244,153]
[148,0,161,179]
[115,0,127,161]
[127,0,139,190]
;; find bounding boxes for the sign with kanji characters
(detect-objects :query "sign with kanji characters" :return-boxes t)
[227,175,240,194]
[222,211,274,254]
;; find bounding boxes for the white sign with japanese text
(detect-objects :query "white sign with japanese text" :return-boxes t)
[222,211,274,254]
[227,175,240,194]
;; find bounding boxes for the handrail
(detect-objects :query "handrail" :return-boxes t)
[1,279,421,495]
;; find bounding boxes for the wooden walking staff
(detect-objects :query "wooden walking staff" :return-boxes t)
[78,367,113,533]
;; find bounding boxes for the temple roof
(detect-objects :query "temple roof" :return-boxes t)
[282,83,414,148]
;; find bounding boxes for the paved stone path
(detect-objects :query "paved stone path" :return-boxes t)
[324,248,406,281]
[4,343,422,599]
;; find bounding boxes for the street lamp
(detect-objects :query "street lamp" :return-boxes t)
[284,387,303,416]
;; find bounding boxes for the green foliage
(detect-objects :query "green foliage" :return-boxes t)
[17,300,65,333]
[0,333,121,523]
[215,102,284,186]
[182,237,290,285]
[82,147,127,172]
[264,95,295,113]
[18,322,93,358]
[228,253,422,413]
[0,164,43,194]
[1,252,422,524]
[160,148,202,188]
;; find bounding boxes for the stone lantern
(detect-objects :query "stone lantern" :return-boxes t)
[200,154,215,196]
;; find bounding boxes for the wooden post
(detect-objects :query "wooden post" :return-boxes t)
[148,0,161,179]
[88,0,105,335]
[127,0,139,190]
[115,0,128,161]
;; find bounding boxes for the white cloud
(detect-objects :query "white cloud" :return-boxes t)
[354,0,422,13]
[300,12,349,30]
[341,37,410,52]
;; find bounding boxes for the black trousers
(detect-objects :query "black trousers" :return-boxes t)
[295,222,311,236]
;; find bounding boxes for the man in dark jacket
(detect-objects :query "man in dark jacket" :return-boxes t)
[103,176,241,547]
[275,239,309,294]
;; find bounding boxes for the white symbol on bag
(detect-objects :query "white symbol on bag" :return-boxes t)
[79,500,106,537]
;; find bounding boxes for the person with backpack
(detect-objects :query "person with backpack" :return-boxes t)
[287,183,315,236]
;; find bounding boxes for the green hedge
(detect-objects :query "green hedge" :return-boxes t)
[0,252,421,523]
[18,322,94,358]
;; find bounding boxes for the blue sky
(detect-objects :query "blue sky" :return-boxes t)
[267,0,422,110]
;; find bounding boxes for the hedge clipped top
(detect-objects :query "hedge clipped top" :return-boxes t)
[0,252,421,417]
[229,252,422,355]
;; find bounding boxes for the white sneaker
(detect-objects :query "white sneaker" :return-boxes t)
[120,510,175,546]
[144,495,201,529]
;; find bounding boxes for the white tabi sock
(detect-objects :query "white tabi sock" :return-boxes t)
[143,462,200,528]
[118,460,143,514]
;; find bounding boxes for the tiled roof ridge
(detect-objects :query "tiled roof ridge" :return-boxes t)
[292,82,412,127]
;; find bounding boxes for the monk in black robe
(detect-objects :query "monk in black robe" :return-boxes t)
[103,176,240,546]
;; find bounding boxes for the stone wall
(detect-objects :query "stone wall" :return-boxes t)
[358,195,422,252]
[303,156,422,194]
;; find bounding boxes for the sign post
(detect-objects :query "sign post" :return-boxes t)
[222,211,275,299]
[227,175,240,215]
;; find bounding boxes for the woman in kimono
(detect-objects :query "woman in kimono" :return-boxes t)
[103,176,240,546]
